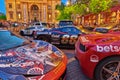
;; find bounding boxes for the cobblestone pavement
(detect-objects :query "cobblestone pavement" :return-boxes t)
[62,49,90,80]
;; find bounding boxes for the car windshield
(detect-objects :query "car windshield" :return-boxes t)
[0,30,26,50]
[42,23,47,27]
[59,21,73,26]
[95,28,108,33]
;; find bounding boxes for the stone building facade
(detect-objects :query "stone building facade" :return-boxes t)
[5,0,61,23]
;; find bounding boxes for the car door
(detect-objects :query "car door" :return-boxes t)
[24,27,35,35]
[51,28,65,45]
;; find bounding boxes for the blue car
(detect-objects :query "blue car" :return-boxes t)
[34,26,83,48]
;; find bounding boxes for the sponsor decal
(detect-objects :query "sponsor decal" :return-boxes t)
[15,44,58,67]
[0,62,34,67]
[51,34,60,38]
[27,67,45,80]
[0,51,16,57]
[97,45,120,52]
[90,55,99,62]
[27,67,43,75]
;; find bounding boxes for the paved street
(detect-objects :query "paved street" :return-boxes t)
[61,49,89,80]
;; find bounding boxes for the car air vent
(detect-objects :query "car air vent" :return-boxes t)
[95,37,113,43]
[79,43,86,52]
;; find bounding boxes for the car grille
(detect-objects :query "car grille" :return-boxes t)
[79,43,86,52]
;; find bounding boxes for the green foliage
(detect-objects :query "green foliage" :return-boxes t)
[0,15,6,20]
[73,3,87,15]
[56,2,65,11]
[57,9,71,20]
[56,0,118,20]
[89,0,112,13]
[56,3,72,20]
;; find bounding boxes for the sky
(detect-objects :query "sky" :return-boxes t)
[0,0,67,14]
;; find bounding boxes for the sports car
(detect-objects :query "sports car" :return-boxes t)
[75,33,120,80]
[34,26,83,48]
[0,29,67,80]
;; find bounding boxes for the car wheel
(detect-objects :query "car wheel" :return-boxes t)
[38,36,50,42]
[20,31,24,36]
[94,56,120,80]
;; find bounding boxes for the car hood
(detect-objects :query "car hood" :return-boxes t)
[79,33,120,45]
[0,40,63,76]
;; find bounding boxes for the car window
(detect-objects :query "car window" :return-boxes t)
[59,21,73,26]
[35,23,41,25]
[0,31,25,50]
[42,23,47,26]
[95,28,108,33]
[37,27,44,29]
[25,27,35,30]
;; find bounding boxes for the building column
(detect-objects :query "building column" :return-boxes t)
[23,3,28,23]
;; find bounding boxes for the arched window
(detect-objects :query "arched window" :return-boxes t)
[31,5,39,10]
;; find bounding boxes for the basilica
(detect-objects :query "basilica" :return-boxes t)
[5,0,61,23]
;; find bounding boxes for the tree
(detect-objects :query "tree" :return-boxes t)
[0,15,6,20]
[56,2,73,20]
[56,0,118,20]
[76,0,90,4]
[56,2,65,11]
[72,3,87,15]
[88,0,115,13]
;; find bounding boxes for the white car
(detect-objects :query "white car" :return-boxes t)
[20,26,45,36]
[32,22,43,27]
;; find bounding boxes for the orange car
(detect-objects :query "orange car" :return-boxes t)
[0,29,67,80]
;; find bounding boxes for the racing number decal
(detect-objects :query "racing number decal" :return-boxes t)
[69,35,78,45]
[61,35,78,44]
[61,35,69,44]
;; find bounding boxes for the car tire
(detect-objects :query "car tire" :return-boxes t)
[20,31,24,36]
[94,56,120,80]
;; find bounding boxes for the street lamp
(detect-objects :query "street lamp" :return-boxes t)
[66,1,70,6]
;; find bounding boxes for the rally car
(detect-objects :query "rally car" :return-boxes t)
[0,29,67,80]
[34,26,83,48]
[75,33,120,80]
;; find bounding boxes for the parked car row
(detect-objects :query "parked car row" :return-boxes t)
[1,20,120,80]
[83,23,120,34]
